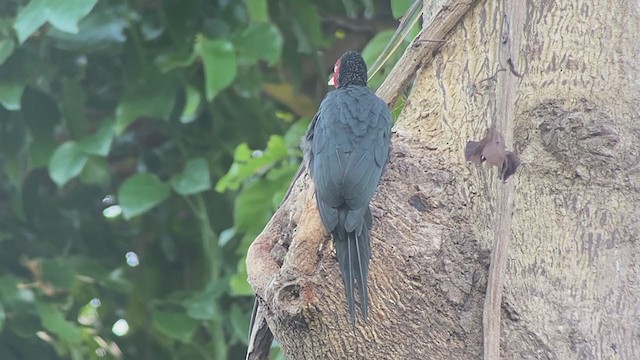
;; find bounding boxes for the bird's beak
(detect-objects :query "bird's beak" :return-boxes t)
[328,75,335,86]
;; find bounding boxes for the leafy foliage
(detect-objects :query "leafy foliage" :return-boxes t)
[0,0,407,359]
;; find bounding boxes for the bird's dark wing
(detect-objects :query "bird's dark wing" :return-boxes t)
[310,94,343,231]
[310,88,390,322]
[312,91,390,228]
[343,99,391,202]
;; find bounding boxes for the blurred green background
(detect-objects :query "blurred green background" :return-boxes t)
[0,0,414,358]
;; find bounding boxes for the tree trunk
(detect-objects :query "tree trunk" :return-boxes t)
[246,0,640,359]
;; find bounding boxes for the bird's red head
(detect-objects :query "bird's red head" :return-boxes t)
[328,51,367,89]
[330,60,341,88]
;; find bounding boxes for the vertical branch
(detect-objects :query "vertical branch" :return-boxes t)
[482,1,525,359]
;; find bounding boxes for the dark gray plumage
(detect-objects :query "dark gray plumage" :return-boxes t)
[305,51,391,322]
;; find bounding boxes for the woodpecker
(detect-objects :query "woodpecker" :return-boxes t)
[305,51,391,322]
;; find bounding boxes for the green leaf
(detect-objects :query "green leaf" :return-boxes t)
[341,0,357,18]
[265,163,298,206]
[229,265,253,296]
[184,295,217,320]
[261,134,288,159]
[63,256,111,283]
[0,39,15,66]
[245,0,268,21]
[362,30,395,68]
[118,173,171,219]
[180,85,201,123]
[3,158,22,191]
[156,50,197,73]
[13,0,99,43]
[0,50,41,110]
[160,235,177,261]
[10,313,41,339]
[283,118,310,151]
[234,65,263,97]
[115,75,177,134]
[162,0,200,44]
[48,141,89,187]
[170,158,211,196]
[183,283,227,320]
[216,136,289,192]
[361,30,407,89]
[195,38,237,101]
[22,87,61,166]
[0,275,35,308]
[0,112,27,182]
[235,23,283,66]
[13,3,49,44]
[0,302,5,331]
[229,304,250,344]
[152,310,200,343]
[103,268,133,293]
[40,258,76,289]
[231,162,296,243]
[62,79,87,139]
[79,157,110,187]
[235,143,253,162]
[234,180,278,232]
[215,143,251,192]
[29,138,57,168]
[0,82,24,111]
[289,1,325,53]
[19,86,59,139]
[78,120,114,156]
[36,302,82,344]
[391,0,415,19]
[48,4,127,50]
[218,228,236,247]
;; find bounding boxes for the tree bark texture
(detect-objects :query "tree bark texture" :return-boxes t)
[246,0,640,359]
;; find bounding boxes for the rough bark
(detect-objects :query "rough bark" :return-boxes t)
[246,0,640,359]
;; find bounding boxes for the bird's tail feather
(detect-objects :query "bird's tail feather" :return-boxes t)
[334,206,372,323]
